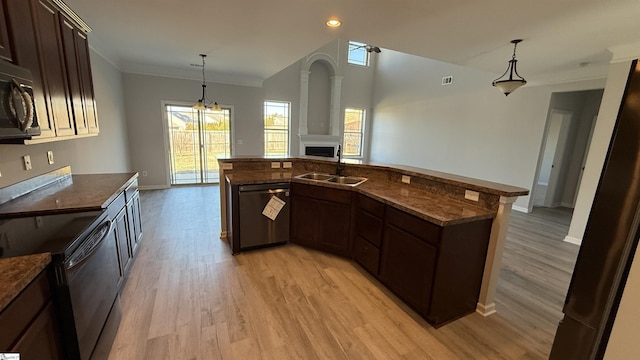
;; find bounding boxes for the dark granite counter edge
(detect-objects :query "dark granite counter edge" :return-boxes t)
[218,156,529,198]
[93,173,139,209]
[225,173,496,226]
[0,253,51,312]
[0,172,139,218]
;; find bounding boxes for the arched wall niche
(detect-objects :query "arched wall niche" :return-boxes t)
[299,51,343,156]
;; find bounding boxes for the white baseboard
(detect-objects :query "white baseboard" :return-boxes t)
[512,205,529,213]
[564,235,582,246]
[139,185,171,191]
[476,302,496,317]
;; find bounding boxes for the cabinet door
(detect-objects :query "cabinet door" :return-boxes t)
[114,207,130,289]
[0,0,13,62]
[59,15,88,134]
[318,200,351,257]
[32,0,74,136]
[75,29,98,133]
[380,224,436,316]
[290,195,318,247]
[126,192,143,256]
[4,0,55,137]
[11,301,63,359]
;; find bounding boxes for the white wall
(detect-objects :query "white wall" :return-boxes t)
[369,49,606,210]
[566,61,632,244]
[0,49,130,187]
[122,73,264,188]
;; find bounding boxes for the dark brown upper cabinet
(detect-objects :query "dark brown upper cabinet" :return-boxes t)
[0,0,13,62]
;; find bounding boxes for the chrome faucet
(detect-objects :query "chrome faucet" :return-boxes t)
[336,144,345,176]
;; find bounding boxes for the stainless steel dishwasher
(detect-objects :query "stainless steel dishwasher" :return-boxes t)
[238,182,290,251]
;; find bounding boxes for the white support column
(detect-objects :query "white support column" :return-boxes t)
[477,195,517,316]
[298,70,310,136]
[330,76,343,137]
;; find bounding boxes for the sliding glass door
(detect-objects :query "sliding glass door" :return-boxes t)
[165,104,231,184]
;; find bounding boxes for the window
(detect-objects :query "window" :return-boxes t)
[343,108,365,157]
[264,101,290,157]
[348,41,369,66]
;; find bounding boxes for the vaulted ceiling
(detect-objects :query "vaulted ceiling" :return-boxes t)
[65,0,640,87]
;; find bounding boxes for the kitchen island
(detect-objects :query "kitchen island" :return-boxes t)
[219,156,528,324]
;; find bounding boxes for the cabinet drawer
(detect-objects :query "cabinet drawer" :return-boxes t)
[291,182,352,204]
[0,270,51,350]
[353,236,380,275]
[386,206,440,246]
[358,194,385,218]
[356,209,383,247]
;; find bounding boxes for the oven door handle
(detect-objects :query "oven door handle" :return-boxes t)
[66,219,113,270]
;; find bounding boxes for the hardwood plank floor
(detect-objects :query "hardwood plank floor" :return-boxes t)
[107,187,578,359]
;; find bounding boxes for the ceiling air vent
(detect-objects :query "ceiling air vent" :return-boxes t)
[442,76,453,86]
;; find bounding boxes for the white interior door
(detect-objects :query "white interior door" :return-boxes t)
[543,110,573,207]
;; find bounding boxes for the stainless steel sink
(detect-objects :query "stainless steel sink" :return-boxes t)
[297,173,334,181]
[326,176,368,185]
[294,173,368,186]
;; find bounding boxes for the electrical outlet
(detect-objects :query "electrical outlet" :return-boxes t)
[23,155,32,170]
[271,162,281,169]
[35,216,43,228]
[442,75,453,85]
[47,151,54,165]
[401,175,411,184]
[222,163,233,170]
[283,162,292,169]
[142,170,148,177]
[465,190,480,202]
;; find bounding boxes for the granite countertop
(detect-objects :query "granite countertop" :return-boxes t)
[226,170,495,226]
[0,253,51,312]
[219,156,529,197]
[0,173,138,217]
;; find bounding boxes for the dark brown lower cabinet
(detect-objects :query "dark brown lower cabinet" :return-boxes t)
[0,270,63,359]
[380,224,437,316]
[289,183,493,327]
[381,207,493,327]
[290,183,353,257]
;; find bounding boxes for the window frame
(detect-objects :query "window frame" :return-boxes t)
[343,107,366,159]
[347,41,370,67]
[263,100,291,157]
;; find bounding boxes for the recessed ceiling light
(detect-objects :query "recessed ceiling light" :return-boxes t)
[326,18,341,28]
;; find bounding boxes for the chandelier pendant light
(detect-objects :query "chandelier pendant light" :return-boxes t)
[492,39,527,96]
[193,54,221,111]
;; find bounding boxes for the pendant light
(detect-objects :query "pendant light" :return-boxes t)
[492,39,527,96]
[193,54,221,111]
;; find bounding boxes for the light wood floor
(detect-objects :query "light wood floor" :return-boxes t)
[107,187,579,360]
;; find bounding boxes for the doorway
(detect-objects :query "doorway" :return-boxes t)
[165,104,232,185]
[532,89,604,213]
[534,109,573,207]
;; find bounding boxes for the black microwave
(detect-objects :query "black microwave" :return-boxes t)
[0,61,40,143]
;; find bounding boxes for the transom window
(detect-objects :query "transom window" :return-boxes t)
[348,41,369,66]
[343,108,365,157]
[264,100,290,157]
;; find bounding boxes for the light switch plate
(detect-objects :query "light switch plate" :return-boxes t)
[465,190,480,202]
[283,162,292,169]
[271,162,281,169]
[47,151,54,165]
[401,175,411,184]
[222,163,233,170]
[23,155,32,170]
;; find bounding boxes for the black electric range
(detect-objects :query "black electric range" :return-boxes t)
[0,209,121,360]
